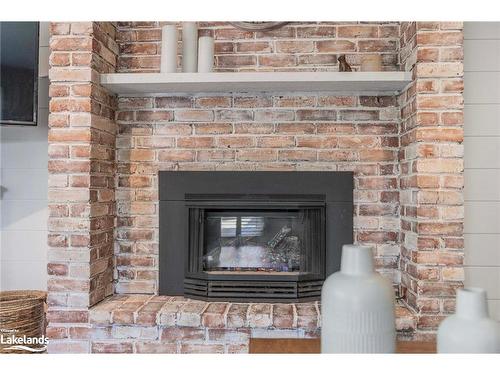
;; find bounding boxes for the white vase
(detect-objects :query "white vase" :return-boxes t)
[181,22,198,72]
[437,288,500,353]
[321,244,396,353]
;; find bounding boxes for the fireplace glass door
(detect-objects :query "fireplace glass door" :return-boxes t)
[160,171,353,301]
[196,208,323,276]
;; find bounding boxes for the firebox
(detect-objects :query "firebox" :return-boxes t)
[159,171,353,302]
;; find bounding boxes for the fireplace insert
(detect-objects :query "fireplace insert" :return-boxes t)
[159,171,353,302]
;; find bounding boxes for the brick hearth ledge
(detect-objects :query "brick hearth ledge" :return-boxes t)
[70,295,417,353]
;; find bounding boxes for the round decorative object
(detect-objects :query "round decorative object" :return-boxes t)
[437,288,500,353]
[229,22,289,32]
[321,245,396,353]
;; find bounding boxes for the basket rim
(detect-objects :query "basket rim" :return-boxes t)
[0,290,47,304]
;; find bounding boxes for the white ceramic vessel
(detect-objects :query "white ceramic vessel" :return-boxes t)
[437,288,500,353]
[321,244,396,353]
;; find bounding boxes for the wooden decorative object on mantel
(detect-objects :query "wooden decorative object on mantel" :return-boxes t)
[249,338,437,354]
[338,55,352,72]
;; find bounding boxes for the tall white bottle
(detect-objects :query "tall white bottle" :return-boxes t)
[160,25,178,73]
[321,244,396,353]
[182,22,198,72]
[437,288,500,353]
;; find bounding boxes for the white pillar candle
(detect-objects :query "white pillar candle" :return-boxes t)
[181,22,198,72]
[197,36,214,73]
[160,25,178,73]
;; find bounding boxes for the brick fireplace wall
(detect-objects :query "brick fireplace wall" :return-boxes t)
[398,22,464,339]
[115,94,401,294]
[115,22,402,295]
[45,22,465,352]
[46,22,118,352]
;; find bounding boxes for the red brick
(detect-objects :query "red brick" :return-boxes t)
[416,62,463,78]
[135,342,177,353]
[275,96,316,107]
[196,150,234,161]
[46,326,68,340]
[177,137,215,148]
[158,149,195,162]
[50,23,70,35]
[48,144,69,158]
[236,41,272,53]
[296,110,337,121]
[337,26,378,38]
[258,54,296,67]
[217,136,254,148]
[358,40,397,52]
[275,41,314,53]
[254,109,294,122]
[180,344,224,354]
[47,263,68,276]
[279,149,317,161]
[46,310,88,323]
[217,55,256,68]
[174,109,214,122]
[194,123,233,134]
[50,37,92,51]
[296,136,337,148]
[49,84,70,97]
[417,95,463,109]
[273,304,295,328]
[233,96,272,108]
[72,53,92,66]
[120,42,157,55]
[234,123,274,134]
[50,98,91,112]
[417,223,463,236]
[318,96,357,107]
[417,32,463,46]
[91,342,133,353]
[257,136,295,148]
[236,149,276,162]
[296,26,336,38]
[216,109,253,122]
[136,111,172,122]
[195,97,232,108]
[316,40,355,52]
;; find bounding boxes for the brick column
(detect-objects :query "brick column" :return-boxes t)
[399,22,464,339]
[46,22,118,353]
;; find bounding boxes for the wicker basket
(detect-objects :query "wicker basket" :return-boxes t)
[0,290,47,354]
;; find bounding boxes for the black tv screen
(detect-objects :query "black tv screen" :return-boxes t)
[0,22,39,126]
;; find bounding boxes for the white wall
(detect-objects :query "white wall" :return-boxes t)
[464,22,500,320]
[0,23,49,291]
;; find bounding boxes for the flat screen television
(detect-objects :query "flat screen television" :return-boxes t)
[0,22,39,126]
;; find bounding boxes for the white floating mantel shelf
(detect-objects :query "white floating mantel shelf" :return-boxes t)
[100,71,412,96]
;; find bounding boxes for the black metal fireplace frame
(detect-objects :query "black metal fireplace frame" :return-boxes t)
[159,171,353,302]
